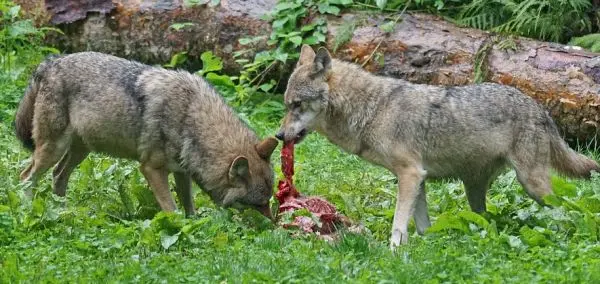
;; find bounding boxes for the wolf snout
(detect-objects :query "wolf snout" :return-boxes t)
[275,131,284,141]
[276,129,307,143]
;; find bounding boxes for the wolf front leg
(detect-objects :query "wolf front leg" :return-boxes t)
[174,172,195,216]
[140,163,177,212]
[390,163,425,249]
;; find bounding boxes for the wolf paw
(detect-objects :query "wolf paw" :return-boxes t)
[390,230,409,250]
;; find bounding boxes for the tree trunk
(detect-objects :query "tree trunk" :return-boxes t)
[15,0,600,145]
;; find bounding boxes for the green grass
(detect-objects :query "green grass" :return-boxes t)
[1,97,600,282]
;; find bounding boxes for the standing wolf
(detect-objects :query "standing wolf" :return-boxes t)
[15,52,278,218]
[277,45,600,248]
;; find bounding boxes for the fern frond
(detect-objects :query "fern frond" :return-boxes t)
[457,0,593,43]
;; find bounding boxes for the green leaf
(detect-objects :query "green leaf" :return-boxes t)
[376,0,388,9]
[577,196,600,213]
[8,5,21,19]
[301,23,317,32]
[543,194,563,207]
[273,50,288,62]
[169,22,196,31]
[238,38,252,45]
[379,21,395,33]
[152,211,184,234]
[259,83,273,92]
[289,36,303,46]
[275,2,300,11]
[32,198,45,218]
[39,27,64,35]
[183,0,209,7]
[208,0,220,7]
[39,47,61,54]
[427,213,469,233]
[160,230,180,250]
[458,211,489,228]
[317,3,330,14]
[329,0,353,5]
[205,73,235,87]
[181,217,211,235]
[519,226,552,247]
[164,51,188,68]
[8,20,38,37]
[434,0,445,10]
[200,51,223,74]
[551,176,577,198]
[7,191,20,209]
[213,232,229,248]
[584,213,598,241]
[303,36,319,45]
[272,18,289,29]
[326,5,341,15]
[506,235,524,249]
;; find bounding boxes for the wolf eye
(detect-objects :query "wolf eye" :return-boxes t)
[291,101,302,109]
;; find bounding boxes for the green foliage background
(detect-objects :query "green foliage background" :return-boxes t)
[1,0,600,282]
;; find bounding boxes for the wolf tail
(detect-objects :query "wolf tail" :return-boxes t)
[546,114,600,178]
[14,56,59,152]
[14,79,39,152]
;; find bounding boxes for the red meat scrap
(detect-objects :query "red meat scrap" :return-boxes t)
[275,141,351,235]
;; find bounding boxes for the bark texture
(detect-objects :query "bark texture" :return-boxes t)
[15,0,600,144]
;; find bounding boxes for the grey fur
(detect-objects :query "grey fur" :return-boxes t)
[15,52,278,218]
[278,45,600,248]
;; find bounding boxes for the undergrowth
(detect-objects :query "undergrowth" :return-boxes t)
[358,0,594,43]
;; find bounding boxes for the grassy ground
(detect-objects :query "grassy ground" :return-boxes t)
[1,101,600,282]
[1,69,600,283]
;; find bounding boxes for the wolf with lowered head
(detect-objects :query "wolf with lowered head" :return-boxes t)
[276,45,600,248]
[15,52,278,218]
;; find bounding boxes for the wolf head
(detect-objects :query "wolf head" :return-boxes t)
[276,45,332,143]
[218,137,278,218]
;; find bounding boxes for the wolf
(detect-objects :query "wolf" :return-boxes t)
[15,52,278,218]
[276,45,600,248]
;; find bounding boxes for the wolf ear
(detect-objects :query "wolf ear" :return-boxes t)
[313,47,332,75]
[298,44,316,66]
[255,137,278,160]
[229,156,249,181]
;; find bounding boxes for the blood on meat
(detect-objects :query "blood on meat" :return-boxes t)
[276,140,349,234]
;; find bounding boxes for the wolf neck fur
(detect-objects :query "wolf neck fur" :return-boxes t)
[174,75,259,196]
[319,60,390,148]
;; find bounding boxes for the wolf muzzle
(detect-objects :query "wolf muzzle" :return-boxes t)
[275,129,307,143]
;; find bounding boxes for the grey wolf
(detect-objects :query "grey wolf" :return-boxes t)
[15,52,278,218]
[276,45,600,248]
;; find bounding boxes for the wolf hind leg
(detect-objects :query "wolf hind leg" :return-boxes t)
[52,138,89,197]
[463,179,490,213]
[512,164,552,204]
[462,164,504,213]
[21,135,71,193]
[413,182,431,235]
[509,140,553,204]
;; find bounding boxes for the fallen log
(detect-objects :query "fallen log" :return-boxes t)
[14,0,600,145]
[15,0,275,73]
